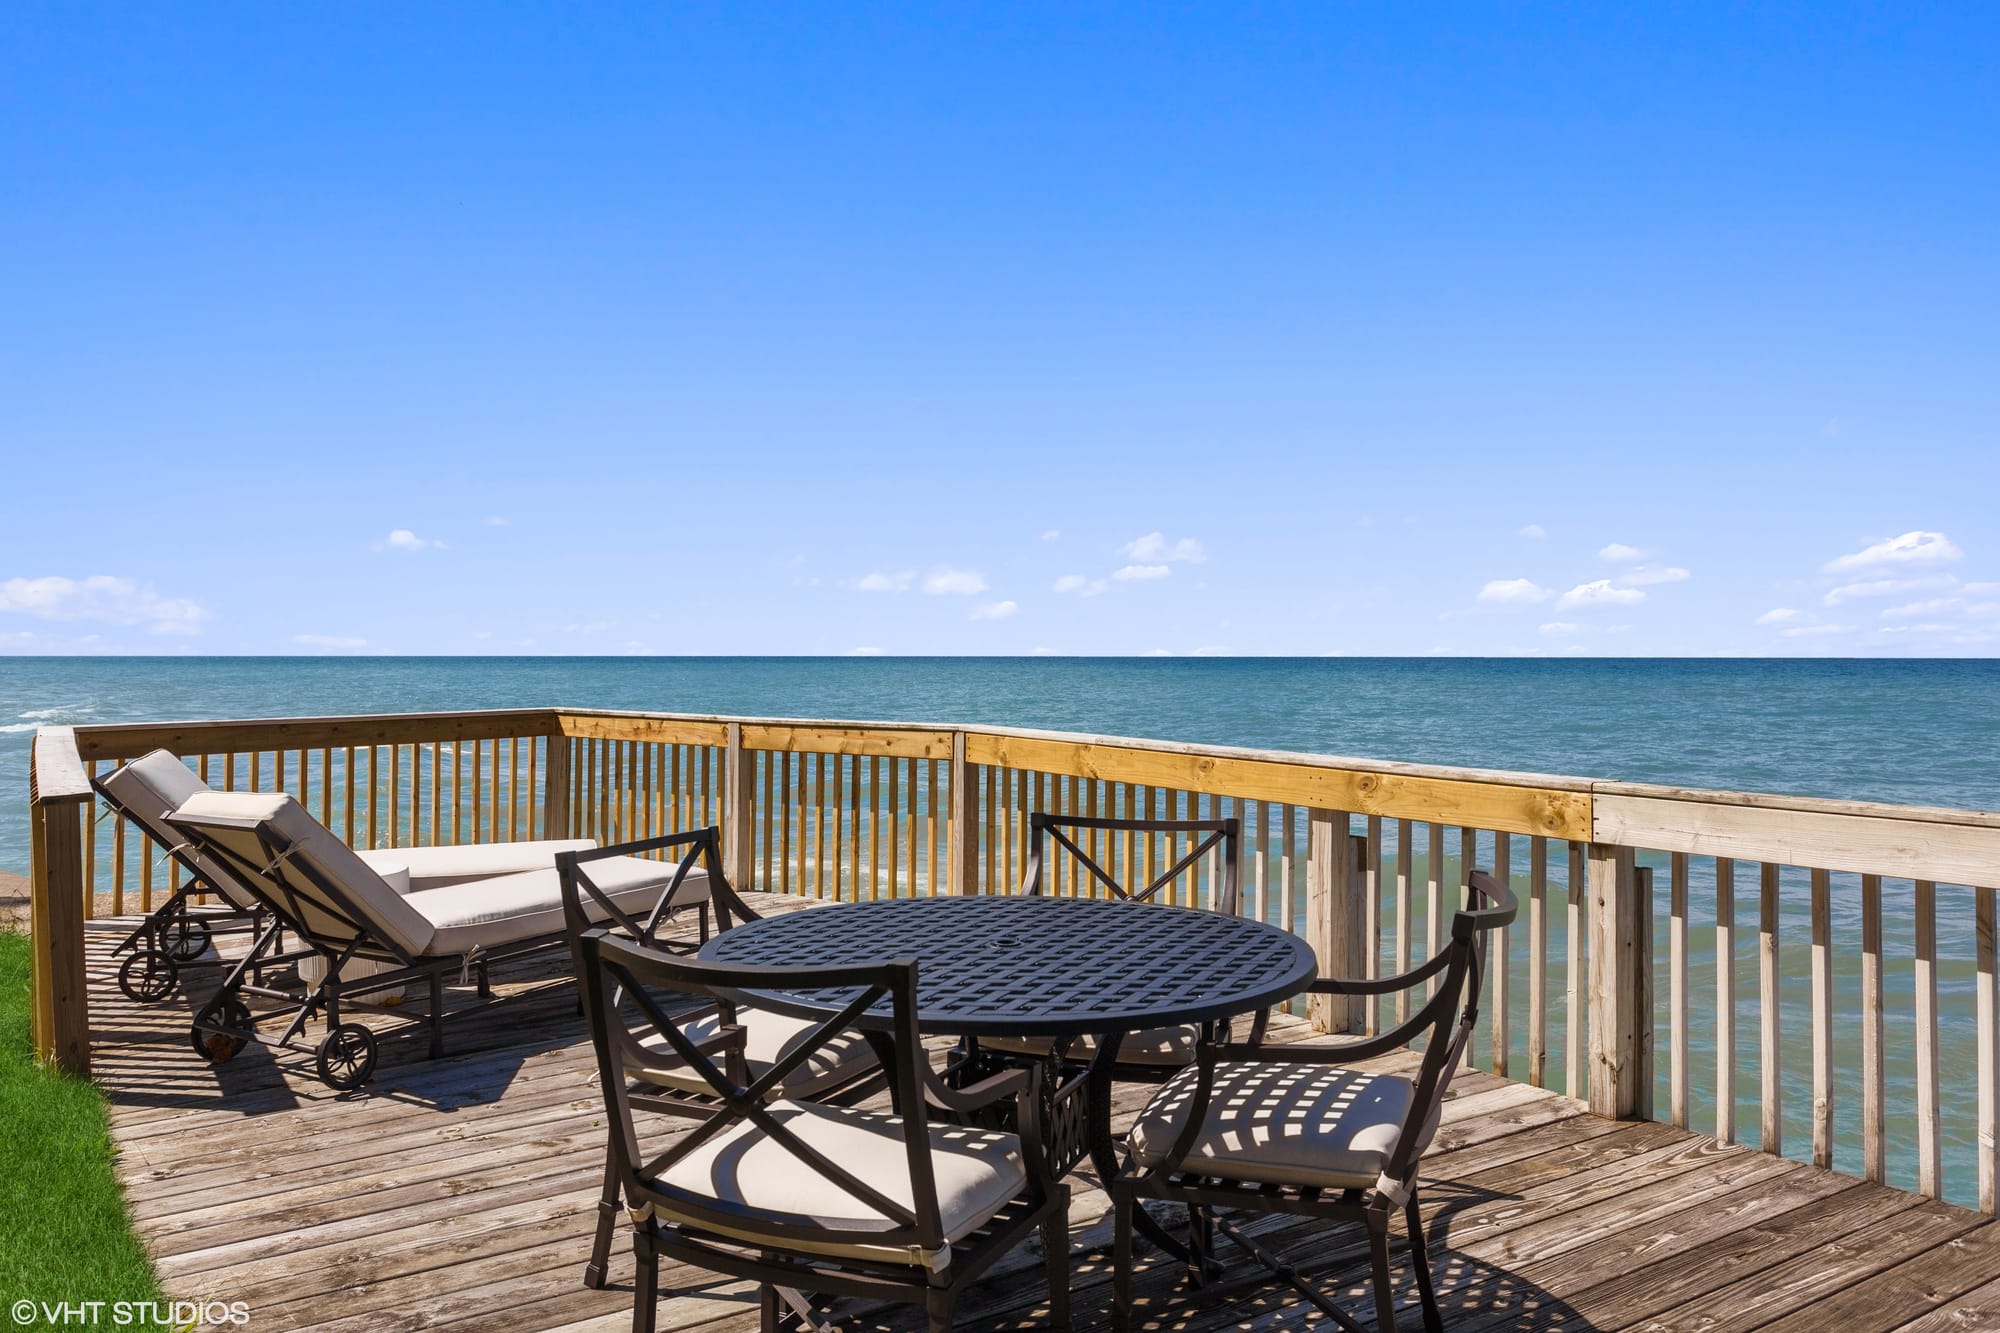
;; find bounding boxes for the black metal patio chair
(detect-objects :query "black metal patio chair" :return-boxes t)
[575,927,1071,1333]
[557,828,884,1291]
[1110,868,1518,1333]
[978,811,1260,1072]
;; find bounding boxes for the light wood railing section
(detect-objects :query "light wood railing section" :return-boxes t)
[24,708,2000,1216]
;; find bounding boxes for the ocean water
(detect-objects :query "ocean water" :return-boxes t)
[4,656,1998,1202]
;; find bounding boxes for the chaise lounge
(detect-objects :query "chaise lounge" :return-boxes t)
[154,780,713,1089]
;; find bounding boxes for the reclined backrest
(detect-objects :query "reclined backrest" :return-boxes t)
[168,791,437,960]
[95,750,263,912]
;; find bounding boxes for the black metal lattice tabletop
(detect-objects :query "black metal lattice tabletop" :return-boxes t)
[696,895,1319,1037]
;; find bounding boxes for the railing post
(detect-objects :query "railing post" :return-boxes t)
[1307,809,1365,1034]
[29,730,92,1074]
[724,723,756,890]
[1588,844,1651,1118]
[542,725,571,839]
[948,732,979,894]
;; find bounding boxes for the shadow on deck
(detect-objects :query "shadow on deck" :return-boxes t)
[86,894,2000,1333]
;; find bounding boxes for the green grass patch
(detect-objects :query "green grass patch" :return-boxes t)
[0,930,164,1325]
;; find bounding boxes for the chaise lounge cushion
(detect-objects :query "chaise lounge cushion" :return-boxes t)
[407,855,710,955]
[97,751,263,912]
[170,791,438,957]
[652,1099,1025,1265]
[1127,1062,1416,1190]
[356,839,597,891]
[627,1005,878,1099]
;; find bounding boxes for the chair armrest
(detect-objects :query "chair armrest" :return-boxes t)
[1308,947,1455,997]
[921,1060,1031,1115]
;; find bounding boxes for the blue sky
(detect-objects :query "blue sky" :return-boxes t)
[2,5,1996,657]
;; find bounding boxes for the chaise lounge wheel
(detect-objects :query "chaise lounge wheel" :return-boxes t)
[118,950,180,1004]
[317,1024,378,1091]
[161,916,212,963]
[191,996,253,1064]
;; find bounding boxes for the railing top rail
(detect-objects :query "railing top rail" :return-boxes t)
[30,726,92,805]
[65,708,566,761]
[1591,779,2000,831]
[41,704,2000,843]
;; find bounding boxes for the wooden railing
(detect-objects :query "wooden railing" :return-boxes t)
[24,707,2000,1215]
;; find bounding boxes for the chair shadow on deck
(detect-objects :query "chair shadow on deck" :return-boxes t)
[718,1179,1602,1332]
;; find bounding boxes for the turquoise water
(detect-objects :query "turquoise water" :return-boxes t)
[4,656,1998,1203]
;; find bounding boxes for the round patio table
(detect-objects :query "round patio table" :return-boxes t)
[697,894,1318,1040]
[697,894,1319,1259]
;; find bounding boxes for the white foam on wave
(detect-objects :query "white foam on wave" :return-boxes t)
[18,705,94,720]
[0,723,37,734]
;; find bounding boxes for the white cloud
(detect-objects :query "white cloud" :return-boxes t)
[1782,623,1850,637]
[922,566,989,596]
[845,646,885,656]
[1882,597,1963,619]
[1966,602,2000,619]
[1823,530,1962,573]
[486,516,509,527]
[1755,608,1800,625]
[1120,533,1206,564]
[1620,565,1690,586]
[0,575,211,635]
[1113,564,1172,582]
[378,529,443,552]
[969,600,1019,621]
[1556,579,1646,610]
[1538,622,1580,637]
[292,633,367,649]
[1052,574,1109,597]
[1878,623,1954,635]
[1477,578,1552,605]
[855,570,915,593]
[1519,524,1547,540]
[1598,543,1646,562]
[1965,582,2000,595]
[1040,529,1061,541]
[1823,575,1955,606]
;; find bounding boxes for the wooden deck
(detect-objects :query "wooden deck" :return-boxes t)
[88,896,2000,1333]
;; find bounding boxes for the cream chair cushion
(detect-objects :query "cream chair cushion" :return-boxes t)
[356,839,597,891]
[295,865,410,995]
[98,751,262,912]
[654,1100,1024,1265]
[627,1006,878,1099]
[979,1025,1196,1066]
[1127,1062,1415,1190]
[406,856,709,955]
[171,792,438,957]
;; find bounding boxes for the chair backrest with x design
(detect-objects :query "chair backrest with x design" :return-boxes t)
[576,930,946,1259]
[1020,810,1241,916]
[556,826,753,946]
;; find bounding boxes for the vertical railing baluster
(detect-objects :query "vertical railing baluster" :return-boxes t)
[1861,872,1884,1181]
[1810,867,1834,1169]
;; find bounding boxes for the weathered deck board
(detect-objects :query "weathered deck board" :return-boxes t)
[84,895,2000,1333]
